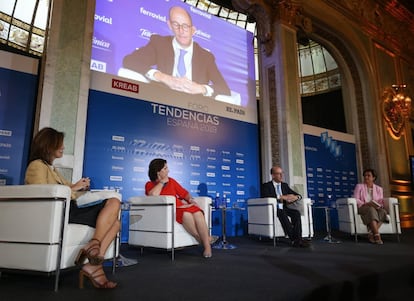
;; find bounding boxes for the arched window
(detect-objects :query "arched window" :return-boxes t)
[0,0,50,56]
[298,40,341,96]
[298,39,346,133]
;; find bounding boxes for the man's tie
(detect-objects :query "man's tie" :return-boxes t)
[276,183,282,196]
[177,49,187,77]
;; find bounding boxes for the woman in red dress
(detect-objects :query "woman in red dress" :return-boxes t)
[145,158,213,258]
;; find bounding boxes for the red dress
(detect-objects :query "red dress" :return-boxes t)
[145,177,203,224]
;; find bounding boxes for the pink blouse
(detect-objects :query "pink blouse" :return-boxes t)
[353,183,384,208]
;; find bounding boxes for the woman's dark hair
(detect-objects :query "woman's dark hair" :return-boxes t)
[148,158,167,181]
[363,168,377,180]
[29,127,64,165]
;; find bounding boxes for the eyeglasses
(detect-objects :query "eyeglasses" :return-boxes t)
[171,21,191,32]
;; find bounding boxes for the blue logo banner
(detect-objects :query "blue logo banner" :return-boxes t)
[83,89,260,240]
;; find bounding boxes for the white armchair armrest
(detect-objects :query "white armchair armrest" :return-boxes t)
[336,197,357,206]
[383,197,401,234]
[192,196,211,211]
[127,195,212,260]
[383,197,398,214]
[0,183,71,199]
[0,184,120,291]
[248,197,277,206]
[336,197,401,241]
[129,195,175,205]
[247,197,314,246]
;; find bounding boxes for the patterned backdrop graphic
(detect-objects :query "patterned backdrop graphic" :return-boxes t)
[83,90,260,240]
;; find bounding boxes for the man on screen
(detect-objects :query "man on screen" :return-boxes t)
[122,6,231,98]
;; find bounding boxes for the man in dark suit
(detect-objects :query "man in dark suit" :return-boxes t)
[261,166,310,248]
[122,6,231,98]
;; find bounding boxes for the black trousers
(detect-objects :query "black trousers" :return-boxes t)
[277,206,302,241]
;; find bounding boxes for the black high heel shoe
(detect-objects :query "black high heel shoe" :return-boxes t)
[75,238,104,265]
[79,266,117,289]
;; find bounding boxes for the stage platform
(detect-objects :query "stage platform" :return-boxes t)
[1,229,413,301]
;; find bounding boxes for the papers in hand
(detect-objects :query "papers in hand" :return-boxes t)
[76,190,121,208]
[371,200,381,208]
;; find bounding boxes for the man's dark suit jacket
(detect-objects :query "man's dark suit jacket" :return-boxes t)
[261,181,302,200]
[261,181,305,240]
[122,35,231,97]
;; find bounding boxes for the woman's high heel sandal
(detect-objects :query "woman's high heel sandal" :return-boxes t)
[374,234,383,245]
[79,266,117,289]
[74,238,104,265]
[210,235,219,245]
[367,230,375,244]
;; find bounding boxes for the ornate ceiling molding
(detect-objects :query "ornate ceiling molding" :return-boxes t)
[323,0,414,61]
[229,0,413,59]
[231,0,312,56]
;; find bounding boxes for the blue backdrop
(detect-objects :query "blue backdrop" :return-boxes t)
[0,52,38,185]
[303,125,358,230]
[83,89,260,241]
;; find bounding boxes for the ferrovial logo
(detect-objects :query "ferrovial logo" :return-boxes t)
[91,59,106,72]
[95,14,113,25]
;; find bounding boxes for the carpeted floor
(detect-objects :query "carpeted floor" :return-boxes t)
[1,230,414,301]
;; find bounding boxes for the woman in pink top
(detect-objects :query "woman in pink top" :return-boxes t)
[353,169,389,244]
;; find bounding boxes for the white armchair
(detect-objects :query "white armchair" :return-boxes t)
[336,197,401,242]
[128,196,212,260]
[0,184,119,291]
[247,197,314,246]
